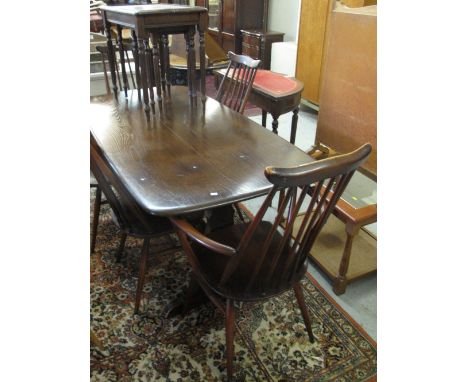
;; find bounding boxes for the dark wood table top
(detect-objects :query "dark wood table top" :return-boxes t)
[90,86,312,216]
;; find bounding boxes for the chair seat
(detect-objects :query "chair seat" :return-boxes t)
[193,222,307,302]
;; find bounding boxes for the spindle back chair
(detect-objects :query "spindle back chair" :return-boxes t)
[91,137,174,314]
[215,51,261,114]
[170,144,372,381]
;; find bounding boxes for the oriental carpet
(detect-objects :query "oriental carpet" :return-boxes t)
[90,192,376,381]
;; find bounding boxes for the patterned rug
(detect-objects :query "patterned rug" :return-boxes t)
[91,192,377,381]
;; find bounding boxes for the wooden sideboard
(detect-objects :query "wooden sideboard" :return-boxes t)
[195,0,268,54]
[240,29,283,70]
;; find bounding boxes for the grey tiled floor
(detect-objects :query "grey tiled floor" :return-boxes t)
[247,106,377,340]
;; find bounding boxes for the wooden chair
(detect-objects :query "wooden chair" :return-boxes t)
[215,52,261,221]
[171,144,372,381]
[91,138,175,314]
[215,51,261,114]
[90,173,105,254]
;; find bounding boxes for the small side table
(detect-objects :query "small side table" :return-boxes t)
[214,69,303,144]
[101,4,208,115]
[241,30,284,70]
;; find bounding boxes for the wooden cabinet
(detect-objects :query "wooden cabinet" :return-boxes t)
[295,0,334,105]
[196,0,269,54]
[241,30,284,69]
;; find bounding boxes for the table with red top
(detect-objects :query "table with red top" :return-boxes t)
[215,69,304,144]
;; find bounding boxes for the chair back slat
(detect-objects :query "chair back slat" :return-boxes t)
[215,51,261,114]
[219,186,277,285]
[244,186,295,290]
[220,144,372,294]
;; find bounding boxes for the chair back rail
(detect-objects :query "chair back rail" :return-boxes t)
[215,51,261,114]
[219,144,372,293]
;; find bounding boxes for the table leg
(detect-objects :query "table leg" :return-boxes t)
[272,115,279,135]
[162,34,171,95]
[158,35,166,93]
[164,272,208,318]
[100,54,110,96]
[150,33,163,102]
[138,37,150,115]
[333,224,360,295]
[125,50,136,89]
[104,20,118,97]
[185,26,197,99]
[184,32,192,97]
[262,110,267,127]
[205,205,235,233]
[144,39,156,113]
[117,25,128,98]
[198,29,206,102]
[290,107,299,144]
[132,30,142,102]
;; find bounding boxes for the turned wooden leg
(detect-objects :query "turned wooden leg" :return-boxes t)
[138,37,150,115]
[104,20,118,97]
[91,187,102,253]
[290,107,299,144]
[162,34,171,95]
[272,115,279,135]
[125,50,136,89]
[144,39,156,113]
[225,299,235,382]
[132,30,141,101]
[333,224,359,295]
[134,237,150,315]
[117,25,128,97]
[115,232,127,262]
[198,28,206,101]
[262,109,267,127]
[150,33,163,102]
[293,282,314,343]
[185,26,197,99]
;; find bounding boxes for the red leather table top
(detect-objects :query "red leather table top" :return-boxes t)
[253,70,300,95]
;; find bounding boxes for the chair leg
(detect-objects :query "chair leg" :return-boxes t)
[293,282,314,343]
[91,187,102,253]
[225,299,235,381]
[134,237,150,315]
[115,232,127,262]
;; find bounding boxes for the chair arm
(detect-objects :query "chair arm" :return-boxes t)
[170,217,236,257]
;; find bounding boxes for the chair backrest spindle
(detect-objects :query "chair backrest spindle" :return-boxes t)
[219,144,372,294]
[215,51,261,114]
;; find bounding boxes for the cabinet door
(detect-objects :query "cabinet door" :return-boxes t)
[296,0,332,105]
[222,0,236,33]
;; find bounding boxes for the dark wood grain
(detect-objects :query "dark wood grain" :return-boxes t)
[90,86,312,216]
[171,144,372,381]
[101,3,209,112]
